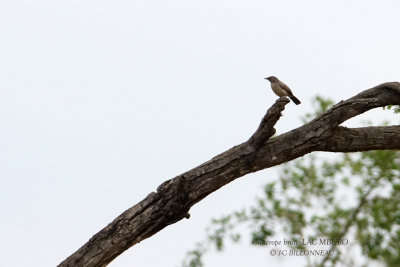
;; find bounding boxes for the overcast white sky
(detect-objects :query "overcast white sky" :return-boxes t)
[1,1,399,267]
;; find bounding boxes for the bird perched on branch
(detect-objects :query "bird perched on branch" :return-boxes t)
[265,76,301,105]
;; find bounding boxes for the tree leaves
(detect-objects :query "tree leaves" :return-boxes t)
[182,97,400,267]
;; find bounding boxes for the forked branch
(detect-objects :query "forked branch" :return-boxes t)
[59,82,400,267]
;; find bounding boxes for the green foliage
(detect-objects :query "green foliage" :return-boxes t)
[383,105,400,114]
[182,97,400,267]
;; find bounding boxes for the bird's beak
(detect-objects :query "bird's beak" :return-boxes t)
[264,78,268,80]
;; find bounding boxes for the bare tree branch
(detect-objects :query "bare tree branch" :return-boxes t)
[58,82,400,267]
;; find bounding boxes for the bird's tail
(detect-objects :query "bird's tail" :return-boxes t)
[289,95,301,105]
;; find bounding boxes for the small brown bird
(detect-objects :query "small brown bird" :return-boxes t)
[265,76,301,105]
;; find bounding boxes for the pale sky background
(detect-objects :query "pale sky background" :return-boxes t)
[1,1,399,267]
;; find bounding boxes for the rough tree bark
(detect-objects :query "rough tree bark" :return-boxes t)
[58,82,400,267]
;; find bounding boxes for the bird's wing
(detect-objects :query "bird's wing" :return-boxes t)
[279,81,294,95]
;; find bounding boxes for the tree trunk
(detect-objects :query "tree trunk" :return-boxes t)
[58,82,400,267]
